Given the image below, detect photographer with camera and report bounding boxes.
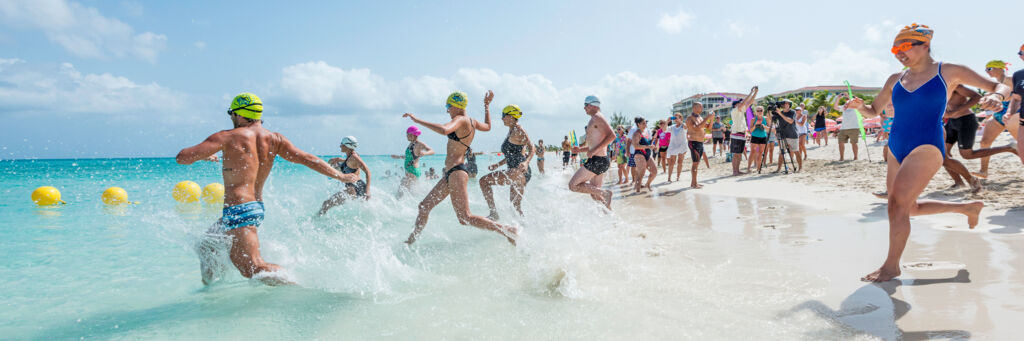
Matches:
[772,100,802,173]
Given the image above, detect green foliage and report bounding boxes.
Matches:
[610,111,631,130]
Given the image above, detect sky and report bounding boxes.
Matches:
[2,0,1022,159]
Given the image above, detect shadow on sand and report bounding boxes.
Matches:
[779,270,971,340]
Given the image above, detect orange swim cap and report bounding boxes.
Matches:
[894,23,933,44]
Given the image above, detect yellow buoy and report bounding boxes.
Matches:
[102,187,130,205]
[201,183,225,205]
[172,181,202,203]
[32,186,66,206]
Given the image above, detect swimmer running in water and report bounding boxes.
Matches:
[177,93,358,285]
[568,95,615,209]
[390,126,434,198]
[319,136,372,215]
[536,139,546,174]
[1012,45,1024,165]
[480,104,534,219]
[847,24,1003,282]
[402,90,518,245]
[978,59,1022,174]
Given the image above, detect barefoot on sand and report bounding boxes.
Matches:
[861,266,901,282]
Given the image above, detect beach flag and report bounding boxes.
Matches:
[844,81,866,138]
[569,130,579,147]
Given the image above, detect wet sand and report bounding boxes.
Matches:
[605,132,1024,340]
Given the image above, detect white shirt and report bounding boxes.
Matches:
[627,127,638,153]
[730,108,748,137]
[668,125,687,148]
[841,108,860,130]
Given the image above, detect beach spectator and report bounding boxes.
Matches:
[795,107,809,161]
[730,86,759,175]
[686,102,717,188]
[665,114,688,182]
[834,94,861,161]
[773,100,802,172]
[613,126,631,184]
[813,106,828,146]
[747,105,770,172]
[631,117,658,192]
[657,119,671,173]
[711,116,725,157]
[562,136,571,168]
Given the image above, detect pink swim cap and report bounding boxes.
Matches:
[406,126,422,136]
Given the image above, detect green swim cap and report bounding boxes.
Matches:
[229,92,263,120]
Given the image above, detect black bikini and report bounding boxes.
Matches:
[445,130,475,182]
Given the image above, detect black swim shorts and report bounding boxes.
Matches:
[583,156,610,175]
[729,138,746,154]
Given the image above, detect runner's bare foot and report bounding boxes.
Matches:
[872,191,888,199]
[971,171,988,179]
[968,177,983,194]
[601,189,613,209]
[487,212,500,221]
[691,184,703,189]
[502,225,520,246]
[948,183,964,190]
[861,266,901,282]
[964,201,983,229]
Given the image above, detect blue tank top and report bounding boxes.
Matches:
[888,62,947,163]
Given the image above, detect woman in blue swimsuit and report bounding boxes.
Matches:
[848,24,1010,282]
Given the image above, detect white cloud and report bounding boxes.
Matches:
[0,60,187,115]
[120,0,142,17]
[657,10,695,34]
[194,41,206,50]
[0,0,167,62]
[863,20,898,43]
[727,20,758,38]
[719,43,897,93]
[276,44,898,119]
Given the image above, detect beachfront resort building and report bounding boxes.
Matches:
[671,92,748,119]
[768,85,881,99]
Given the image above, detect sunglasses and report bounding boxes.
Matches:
[1018,51,1024,56]
[891,41,925,55]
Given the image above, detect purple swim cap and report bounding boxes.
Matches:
[406,126,422,136]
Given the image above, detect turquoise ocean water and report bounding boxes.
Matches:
[0,155,864,340]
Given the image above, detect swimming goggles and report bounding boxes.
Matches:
[891,41,924,54]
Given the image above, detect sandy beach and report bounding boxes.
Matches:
[605,131,1024,339]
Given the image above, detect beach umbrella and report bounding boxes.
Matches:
[825,119,838,132]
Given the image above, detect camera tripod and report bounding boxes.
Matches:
[756,116,798,174]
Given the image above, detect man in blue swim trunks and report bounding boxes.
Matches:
[177,93,359,285]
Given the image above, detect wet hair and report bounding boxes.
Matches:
[634,116,645,125]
